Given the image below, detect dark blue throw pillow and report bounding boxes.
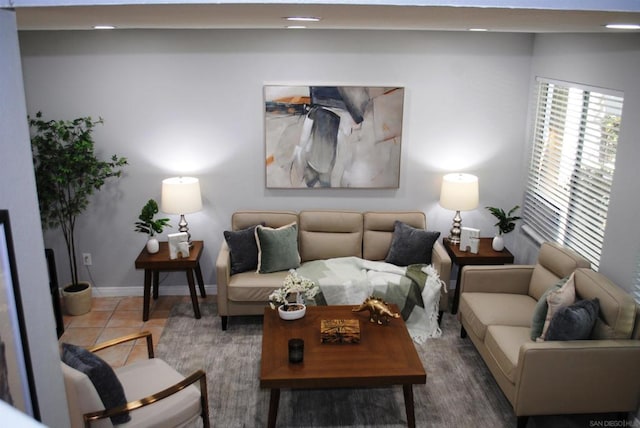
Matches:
[61,343,130,424]
[385,220,441,266]
[545,298,600,341]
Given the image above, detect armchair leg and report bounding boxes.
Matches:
[460,325,467,338]
[221,316,228,331]
[516,416,529,428]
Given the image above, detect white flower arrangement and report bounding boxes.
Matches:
[268,269,319,309]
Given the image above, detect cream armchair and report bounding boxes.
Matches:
[60,331,210,428]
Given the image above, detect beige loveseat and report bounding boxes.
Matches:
[216,210,451,330]
[458,242,640,426]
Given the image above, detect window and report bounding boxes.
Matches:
[522,78,624,269]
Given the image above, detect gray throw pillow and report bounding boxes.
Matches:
[545,298,600,341]
[385,221,440,266]
[224,224,263,275]
[530,276,569,340]
[255,222,300,273]
[61,343,130,424]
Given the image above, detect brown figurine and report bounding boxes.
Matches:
[352,296,400,325]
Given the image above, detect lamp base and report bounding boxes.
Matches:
[178,214,194,248]
[447,210,462,244]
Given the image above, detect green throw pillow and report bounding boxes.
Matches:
[530,276,569,341]
[255,222,300,273]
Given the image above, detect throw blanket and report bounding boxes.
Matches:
[296,257,446,343]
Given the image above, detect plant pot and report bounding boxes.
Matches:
[146,237,159,254]
[62,281,92,316]
[492,234,505,252]
[278,304,306,321]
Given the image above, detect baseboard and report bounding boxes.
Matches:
[61,284,218,298]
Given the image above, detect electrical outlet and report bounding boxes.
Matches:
[82,253,92,266]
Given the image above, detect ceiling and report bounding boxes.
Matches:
[14,3,640,33]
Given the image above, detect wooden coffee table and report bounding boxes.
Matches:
[260,305,426,427]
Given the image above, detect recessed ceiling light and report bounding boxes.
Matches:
[468,28,488,32]
[286,26,307,29]
[605,23,640,30]
[93,25,115,30]
[284,16,321,22]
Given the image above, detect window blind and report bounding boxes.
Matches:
[523,79,624,269]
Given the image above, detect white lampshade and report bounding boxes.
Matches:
[439,173,479,211]
[161,177,202,215]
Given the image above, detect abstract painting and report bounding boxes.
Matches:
[265,85,404,188]
[0,210,38,418]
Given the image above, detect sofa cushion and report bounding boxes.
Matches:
[61,343,130,424]
[530,276,568,340]
[574,268,638,340]
[255,222,300,273]
[546,298,600,341]
[299,211,363,262]
[362,211,426,261]
[385,220,440,266]
[228,270,290,302]
[538,272,576,341]
[459,293,537,341]
[224,224,262,275]
[485,325,531,384]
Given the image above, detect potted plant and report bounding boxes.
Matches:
[30,112,127,315]
[134,199,171,254]
[269,270,319,320]
[486,205,521,251]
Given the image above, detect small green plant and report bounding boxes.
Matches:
[486,205,521,235]
[134,199,171,237]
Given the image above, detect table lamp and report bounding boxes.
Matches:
[161,176,202,247]
[439,173,479,244]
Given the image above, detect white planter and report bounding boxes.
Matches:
[62,281,92,316]
[146,237,159,254]
[278,304,306,320]
[492,234,505,251]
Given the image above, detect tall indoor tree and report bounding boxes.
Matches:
[30,112,128,288]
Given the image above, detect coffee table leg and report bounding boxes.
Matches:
[186,268,201,319]
[403,385,416,428]
[267,388,280,428]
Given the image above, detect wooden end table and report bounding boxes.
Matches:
[134,240,206,321]
[260,305,426,428]
[443,237,514,314]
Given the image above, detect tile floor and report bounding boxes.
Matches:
[59,295,200,367]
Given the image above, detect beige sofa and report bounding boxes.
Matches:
[458,242,640,426]
[216,210,451,330]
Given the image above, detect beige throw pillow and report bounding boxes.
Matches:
[537,272,576,341]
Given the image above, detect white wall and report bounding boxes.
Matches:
[518,33,640,291]
[0,10,70,428]
[18,29,533,290]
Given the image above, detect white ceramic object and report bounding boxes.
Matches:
[492,234,505,251]
[146,237,160,254]
[62,281,92,315]
[278,304,306,320]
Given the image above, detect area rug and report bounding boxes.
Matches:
[157,301,631,428]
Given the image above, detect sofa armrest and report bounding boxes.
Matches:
[514,340,640,416]
[432,242,451,312]
[460,265,534,295]
[432,241,451,286]
[215,241,231,316]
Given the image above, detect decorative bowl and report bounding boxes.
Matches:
[278,303,306,320]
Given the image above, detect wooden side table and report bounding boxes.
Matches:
[134,240,206,321]
[442,237,514,314]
